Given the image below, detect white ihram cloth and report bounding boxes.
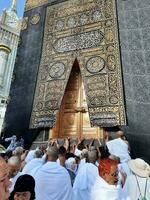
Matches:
[22,158,44,175]
[73,163,98,200]
[74,148,82,157]
[123,175,150,200]
[25,150,36,163]
[78,158,86,172]
[9,172,24,192]
[35,161,73,200]
[106,138,131,163]
[118,162,132,176]
[91,176,130,200]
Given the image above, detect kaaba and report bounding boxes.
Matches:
[4,0,150,163]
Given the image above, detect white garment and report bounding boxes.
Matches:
[91,176,130,200]
[73,163,98,200]
[25,150,35,163]
[74,148,82,157]
[5,136,16,151]
[9,172,23,193]
[35,161,73,200]
[118,163,132,176]
[123,175,150,200]
[78,158,86,172]
[22,158,44,175]
[106,138,131,163]
[65,157,77,174]
[117,163,132,187]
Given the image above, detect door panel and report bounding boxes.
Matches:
[50,60,103,138]
[81,83,100,138]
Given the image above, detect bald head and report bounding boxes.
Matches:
[34,150,43,158]
[14,147,23,154]
[8,156,20,165]
[87,150,98,164]
[80,149,88,159]
[47,146,59,161]
[8,156,21,178]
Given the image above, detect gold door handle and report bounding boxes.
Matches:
[75,107,87,113]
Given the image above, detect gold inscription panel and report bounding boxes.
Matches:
[30,0,126,128]
[25,0,49,11]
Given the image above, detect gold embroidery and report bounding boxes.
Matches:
[31,14,41,25]
[21,17,28,30]
[25,0,48,11]
[30,0,126,128]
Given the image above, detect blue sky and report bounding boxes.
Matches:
[0,0,26,17]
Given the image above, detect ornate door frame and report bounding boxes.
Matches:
[30,0,126,129]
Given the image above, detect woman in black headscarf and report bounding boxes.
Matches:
[9,174,35,200]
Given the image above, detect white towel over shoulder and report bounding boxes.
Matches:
[91,176,130,200]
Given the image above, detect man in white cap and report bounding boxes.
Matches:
[123,158,150,200]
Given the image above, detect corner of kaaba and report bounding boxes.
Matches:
[3,0,150,163]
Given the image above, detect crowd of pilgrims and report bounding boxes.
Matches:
[0,130,150,200]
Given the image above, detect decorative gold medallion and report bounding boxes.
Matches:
[31,14,41,25]
[86,56,105,73]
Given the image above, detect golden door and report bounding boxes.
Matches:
[50,60,103,139]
